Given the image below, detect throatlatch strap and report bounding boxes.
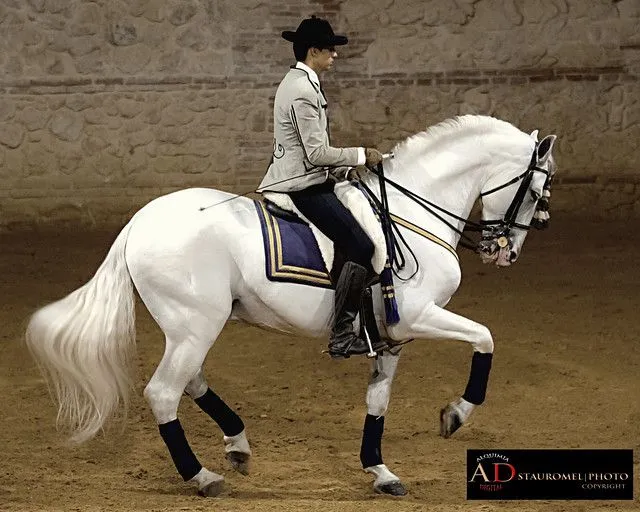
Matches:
[158,419,202,481]
[360,414,385,468]
[194,388,245,437]
[462,352,493,405]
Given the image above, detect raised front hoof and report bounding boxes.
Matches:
[374,481,407,496]
[226,451,250,475]
[197,478,224,498]
[439,404,463,438]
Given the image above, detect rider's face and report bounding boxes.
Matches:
[313,47,337,72]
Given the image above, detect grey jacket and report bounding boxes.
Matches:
[257,66,361,193]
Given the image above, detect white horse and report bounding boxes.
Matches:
[26,115,557,497]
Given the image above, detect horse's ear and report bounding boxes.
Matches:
[536,134,556,164]
[530,129,539,141]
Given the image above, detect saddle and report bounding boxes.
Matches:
[256,194,387,351]
[263,198,378,285]
[263,182,388,276]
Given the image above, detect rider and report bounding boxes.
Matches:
[257,15,384,358]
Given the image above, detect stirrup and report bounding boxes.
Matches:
[324,335,386,360]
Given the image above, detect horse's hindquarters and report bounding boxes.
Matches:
[124,187,333,338]
[125,189,244,325]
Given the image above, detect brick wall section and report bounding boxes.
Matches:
[0,0,639,229]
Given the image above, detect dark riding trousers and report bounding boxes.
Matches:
[289,181,374,269]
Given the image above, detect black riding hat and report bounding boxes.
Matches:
[281,15,348,48]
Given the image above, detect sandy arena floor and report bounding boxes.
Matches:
[1,219,638,511]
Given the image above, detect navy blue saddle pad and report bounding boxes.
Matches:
[254,201,333,288]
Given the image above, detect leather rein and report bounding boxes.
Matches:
[357,146,551,277]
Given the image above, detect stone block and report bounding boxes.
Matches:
[18,106,48,132]
[27,0,46,13]
[0,123,25,148]
[113,44,152,74]
[58,146,83,174]
[26,146,57,176]
[0,99,16,122]
[168,0,198,26]
[159,104,195,127]
[116,98,144,119]
[109,21,139,47]
[176,26,208,51]
[141,0,165,22]
[49,110,84,142]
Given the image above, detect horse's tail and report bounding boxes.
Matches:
[26,222,136,444]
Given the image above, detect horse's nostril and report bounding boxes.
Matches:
[509,251,518,262]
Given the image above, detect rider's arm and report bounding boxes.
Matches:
[289,94,365,169]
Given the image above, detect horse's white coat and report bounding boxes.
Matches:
[25,115,556,493]
[366,351,400,417]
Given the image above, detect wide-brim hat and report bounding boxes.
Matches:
[282,15,348,47]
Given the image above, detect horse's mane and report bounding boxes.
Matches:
[391,115,525,164]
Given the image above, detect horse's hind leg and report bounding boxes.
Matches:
[185,369,252,475]
[143,307,231,497]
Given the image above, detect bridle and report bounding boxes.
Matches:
[479,147,551,234]
[358,145,553,277]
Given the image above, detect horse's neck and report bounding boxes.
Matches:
[363,150,485,248]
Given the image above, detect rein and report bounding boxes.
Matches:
[359,147,550,277]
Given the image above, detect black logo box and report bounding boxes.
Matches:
[467,449,633,500]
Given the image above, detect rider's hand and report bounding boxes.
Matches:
[347,167,365,181]
[365,148,383,167]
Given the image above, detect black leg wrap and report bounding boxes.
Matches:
[158,419,202,481]
[194,388,245,437]
[360,414,385,468]
[462,352,493,405]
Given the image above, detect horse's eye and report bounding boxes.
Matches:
[530,190,541,202]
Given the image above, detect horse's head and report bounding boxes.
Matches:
[478,131,557,267]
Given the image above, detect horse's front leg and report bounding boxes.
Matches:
[361,350,408,496]
[396,302,494,438]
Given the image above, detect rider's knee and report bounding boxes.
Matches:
[362,236,375,261]
[348,239,375,268]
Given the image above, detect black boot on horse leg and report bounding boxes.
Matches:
[328,261,371,358]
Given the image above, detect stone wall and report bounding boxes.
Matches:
[0,0,639,229]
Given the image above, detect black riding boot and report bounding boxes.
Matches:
[328,261,371,358]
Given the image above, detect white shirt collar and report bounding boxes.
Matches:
[295,61,320,88]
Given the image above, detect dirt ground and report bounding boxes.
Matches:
[1,218,638,512]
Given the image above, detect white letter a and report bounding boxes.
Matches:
[469,463,490,482]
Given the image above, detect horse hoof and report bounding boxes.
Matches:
[375,481,407,496]
[226,451,250,475]
[440,404,462,438]
[197,477,224,497]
